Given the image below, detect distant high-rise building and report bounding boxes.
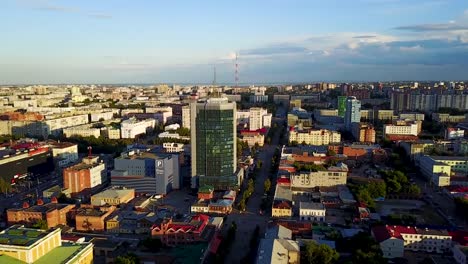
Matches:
[182,105,191,129]
[344,96,361,131]
[337,96,347,118]
[190,97,237,190]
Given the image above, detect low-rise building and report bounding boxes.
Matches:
[240,131,265,147]
[75,205,115,232]
[90,187,135,206]
[299,202,326,222]
[0,225,93,264]
[162,142,184,152]
[7,200,75,228]
[290,163,348,188]
[446,128,465,140]
[151,214,210,246]
[372,225,452,258]
[256,225,300,264]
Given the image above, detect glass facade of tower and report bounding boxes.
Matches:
[337,96,347,118]
[344,96,361,131]
[196,108,236,190]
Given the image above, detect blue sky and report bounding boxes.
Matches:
[1,0,468,84]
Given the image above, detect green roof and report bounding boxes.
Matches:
[198,185,214,193]
[0,254,26,264]
[35,243,87,264]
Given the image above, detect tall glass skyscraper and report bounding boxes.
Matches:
[344,96,361,131]
[190,97,237,190]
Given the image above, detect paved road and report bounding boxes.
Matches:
[224,107,285,264]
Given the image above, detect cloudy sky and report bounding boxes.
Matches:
[1,0,468,84]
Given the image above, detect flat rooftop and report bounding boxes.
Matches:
[0,226,50,247]
[35,242,91,264]
[92,188,134,199]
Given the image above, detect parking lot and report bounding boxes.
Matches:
[376,199,447,225]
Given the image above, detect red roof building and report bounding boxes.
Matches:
[151,214,210,246]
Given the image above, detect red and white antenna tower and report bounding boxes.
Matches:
[235,52,239,89]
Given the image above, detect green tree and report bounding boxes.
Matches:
[264,179,271,194]
[304,241,339,264]
[32,219,48,230]
[115,253,140,264]
[0,178,12,195]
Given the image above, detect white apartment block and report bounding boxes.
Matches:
[50,142,79,167]
[44,114,89,135]
[90,111,114,122]
[63,125,101,138]
[289,129,341,145]
[121,118,156,138]
[290,163,348,188]
[384,121,419,136]
[299,202,326,222]
[249,108,264,130]
[13,100,37,108]
[372,225,452,259]
[182,105,191,129]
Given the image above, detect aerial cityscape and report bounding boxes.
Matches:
[1,1,468,264]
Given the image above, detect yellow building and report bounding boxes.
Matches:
[0,225,93,264]
[90,187,135,206]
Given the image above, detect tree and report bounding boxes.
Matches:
[115,253,140,264]
[141,238,163,251]
[304,241,339,264]
[264,179,271,194]
[0,178,12,195]
[32,219,48,230]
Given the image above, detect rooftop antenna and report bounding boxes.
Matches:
[212,65,221,98]
[235,52,239,90]
[87,146,92,158]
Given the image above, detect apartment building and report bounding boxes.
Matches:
[384,120,421,137]
[289,129,341,145]
[120,118,156,138]
[432,113,467,123]
[49,141,79,167]
[63,156,106,196]
[419,155,468,186]
[290,163,348,188]
[372,225,452,258]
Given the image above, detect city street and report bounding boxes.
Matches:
[224,106,286,264]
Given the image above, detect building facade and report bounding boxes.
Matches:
[190,97,237,190]
[344,96,361,131]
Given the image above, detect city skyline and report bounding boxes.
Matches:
[1,0,468,84]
